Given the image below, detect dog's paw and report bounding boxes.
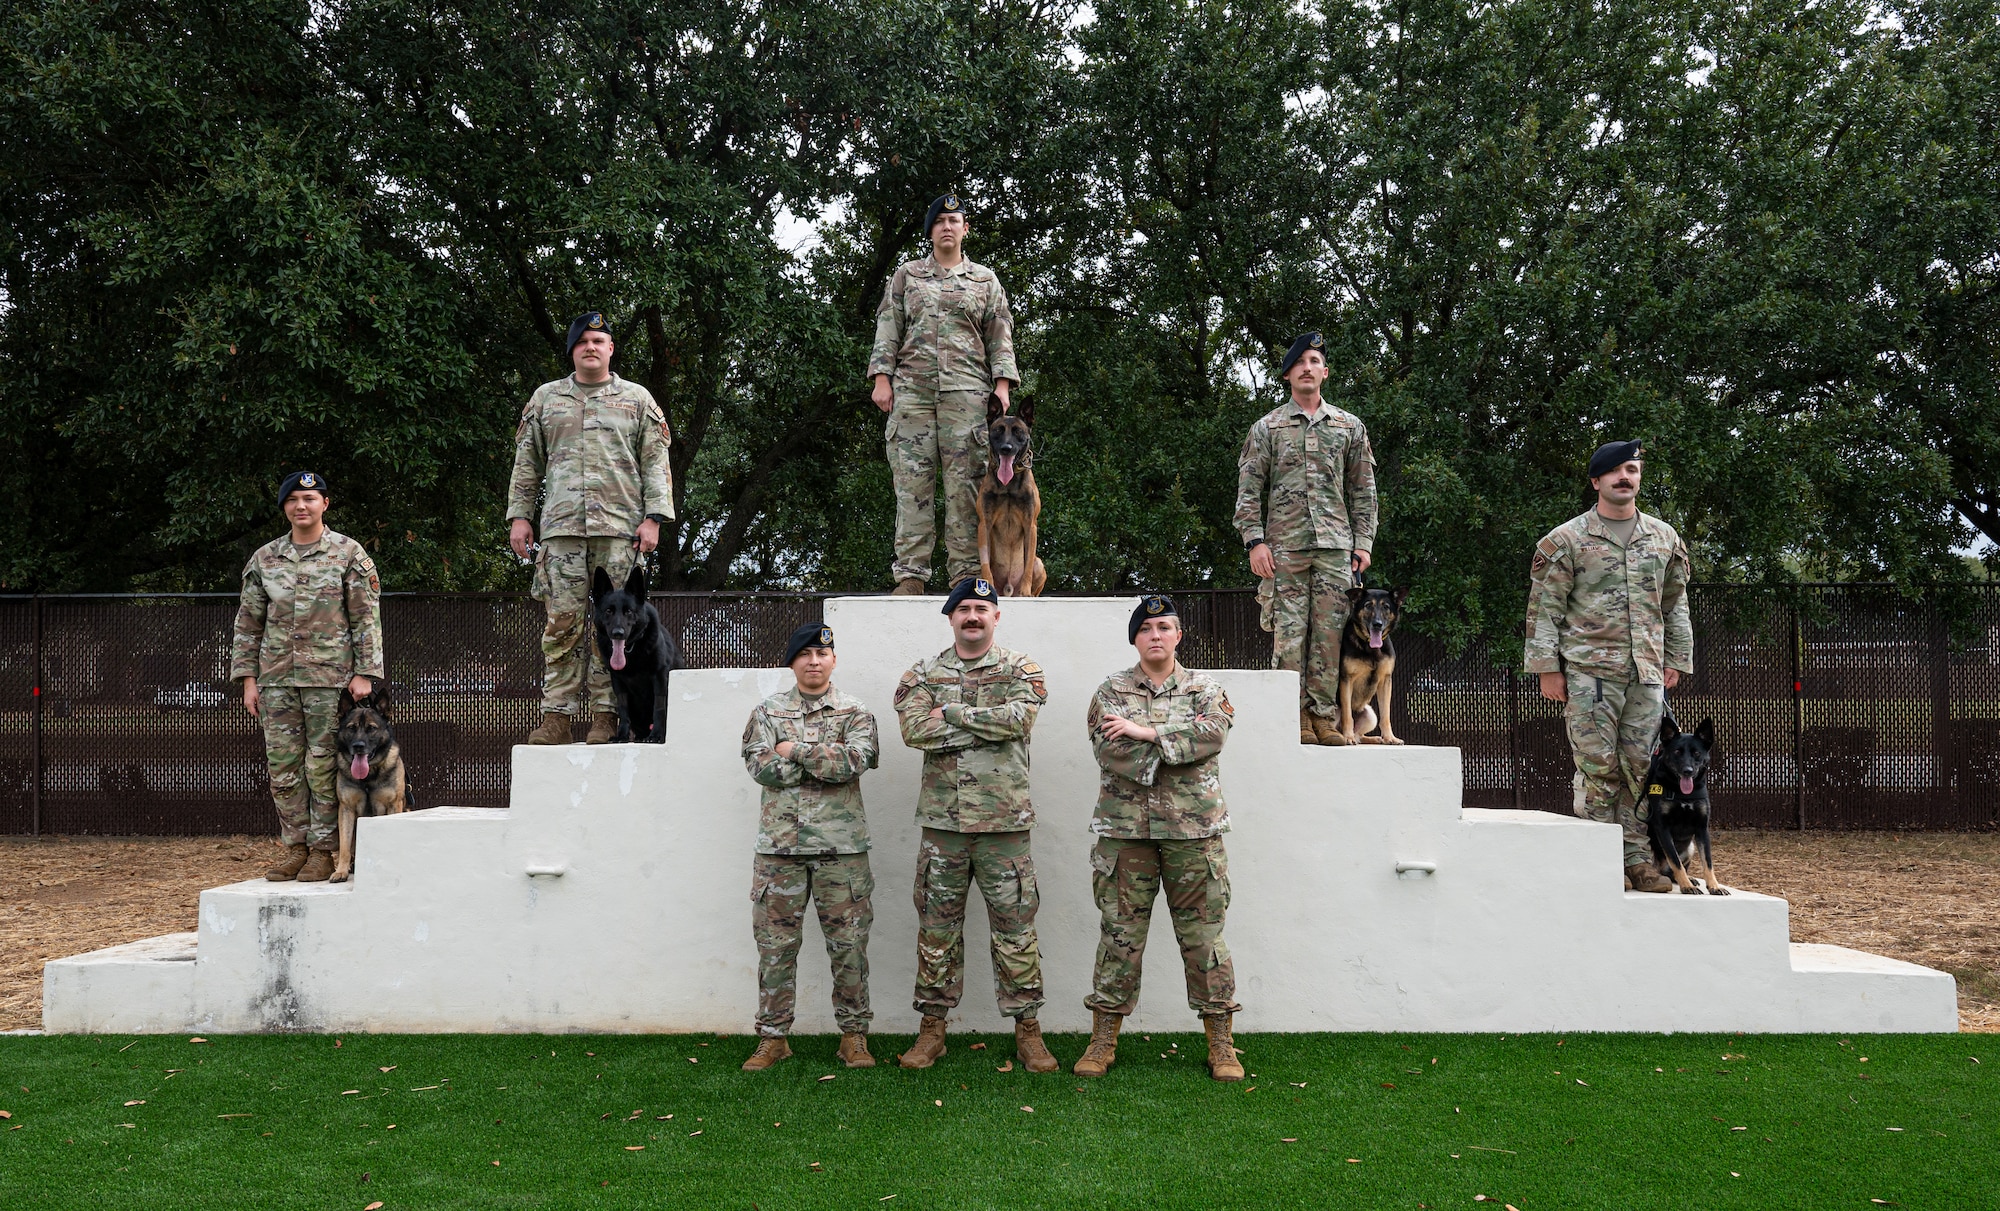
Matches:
[330,868,351,884]
[1706,883,1731,896]
[1383,735,1405,746]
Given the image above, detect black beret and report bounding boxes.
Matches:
[784,621,834,668]
[1588,440,1645,479]
[1129,594,1179,644]
[566,311,612,355]
[1280,331,1327,377]
[924,193,965,236]
[942,576,998,615]
[277,471,327,505]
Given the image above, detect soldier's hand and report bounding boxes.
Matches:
[348,675,372,699]
[635,518,660,554]
[1352,550,1372,575]
[509,518,534,559]
[1539,671,1568,703]
[994,379,1011,412]
[1664,668,1682,689]
[774,740,796,759]
[1098,714,1157,743]
[929,707,946,721]
[871,374,894,412]
[242,677,260,718]
[1248,543,1275,580]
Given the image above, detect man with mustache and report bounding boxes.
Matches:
[892,577,1057,1073]
[506,311,674,745]
[1524,441,1694,893]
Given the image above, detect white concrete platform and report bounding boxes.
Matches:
[42,596,1957,1034]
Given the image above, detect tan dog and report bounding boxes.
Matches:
[1337,586,1407,745]
[977,393,1047,596]
[331,688,410,882]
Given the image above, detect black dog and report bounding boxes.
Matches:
[1335,586,1407,745]
[590,565,680,743]
[1643,714,1728,895]
[332,687,409,884]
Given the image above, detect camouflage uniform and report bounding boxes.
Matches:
[868,256,1019,586]
[1084,665,1240,1017]
[1234,400,1379,718]
[506,373,674,716]
[1524,510,1694,866]
[894,644,1047,1018]
[742,686,881,1037]
[230,531,384,848]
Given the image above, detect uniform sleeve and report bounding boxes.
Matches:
[896,668,976,751]
[983,277,1019,385]
[640,397,675,521]
[1523,534,1572,674]
[1234,419,1270,547]
[1154,681,1233,767]
[942,664,1044,741]
[742,707,805,788]
[792,708,880,785]
[1088,684,1160,787]
[505,391,547,523]
[229,556,268,684]
[1346,421,1379,555]
[1663,536,1694,674]
[345,549,385,679]
[866,267,906,380]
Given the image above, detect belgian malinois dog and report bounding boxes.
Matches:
[1337,586,1407,745]
[590,564,680,743]
[1644,714,1728,894]
[977,393,1047,596]
[332,687,409,883]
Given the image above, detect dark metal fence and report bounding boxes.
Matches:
[2,586,1995,835]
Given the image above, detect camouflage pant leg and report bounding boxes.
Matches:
[935,389,990,588]
[259,686,341,848]
[1564,671,1664,867]
[913,828,1044,1019]
[1085,837,1239,1017]
[1271,548,1352,717]
[887,385,941,584]
[752,852,875,1037]
[533,535,637,715]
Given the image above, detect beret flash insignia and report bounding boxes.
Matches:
[587,315,605,329]
[943,195,960,211]
[974,578,993,597]
[300,474,317,488]
[1146,596,1165,615]
[820,627,834,646]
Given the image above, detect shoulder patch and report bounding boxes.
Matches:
[1019,660,1043,678]
[1220,691,1235,718]
[893,668,920,707]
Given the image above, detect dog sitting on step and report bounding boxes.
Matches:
[332,687,409,883]
[590,565,680,743]
[976,393,1046,596]
[1643,714,1729,895]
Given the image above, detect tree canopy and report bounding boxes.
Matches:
[4,0,1996,649]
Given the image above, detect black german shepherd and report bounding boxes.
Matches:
[1336,586,1407,745]
[590,565,680,743]
[1644,714,1728,895]
[332,687,409,884]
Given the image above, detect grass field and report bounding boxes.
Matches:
[1,1030,1993,1209]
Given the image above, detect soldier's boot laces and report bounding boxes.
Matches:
[526,711,574,745]
[296,846,336,884]
[1311,713,1350,746]
[264,843,309,882]
[838,1033,876,1069]
[1626,863,1673,894]
[1014,1018,1059,1074]
[741,1037,792,1071]
[892,577,928,597]
[1298,709,1320,745]
[585,711,620,745]
[1072,1010,1122,1078]
[898,1015,948,1069]
[1204,1014,1245,1082]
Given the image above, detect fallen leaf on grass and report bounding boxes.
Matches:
[625,1146,644,1151]
[217,1114,252,1120]
[1290,1082,1306,1088]
[1020,1106,1034,1113]
[491,1160,500,1166]
[934,1100,942,1107]
[117,1123,136,1129]
[1575,1080,1588,1087]
[686,1058,698,1065]
[1345,1158,1361,1164]
[379,1066,396,1073]
[656,1115,673,1120]
[689,1130,703,1137]
[409,1086,439,1092]
[969,1043,987,1051]
[0,1111,10,1119]
[124,1100,145,1107]
[188,1038,207,1044]
[342,1090,361,1096]
[1279,1138,1297,1143]
[1731,1127,1747,1132]
[366,1203,384,1210]
[386,1125,395,1130]
[1244,1086,1256,1092]
[818,1075,836,1083]
[997,1061,1014,1073]
[1380,1082,1396,1089]
[880,1198,897,1202]
[1886,1127,1904,1132]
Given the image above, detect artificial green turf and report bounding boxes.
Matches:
[0,1031,1992,1209]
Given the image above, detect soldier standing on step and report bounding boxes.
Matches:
[868,192,1020,595]
[231,471,382,884]
[1523,440,1694,893]
[507,311,674,745]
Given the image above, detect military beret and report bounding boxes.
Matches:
[942,576,998,615]
[565,311,612,355]
[277,471,327,505]
[1280,331,1327,377]
[1129,594,1179,644]
[924,193,965,236]
[1588,439,1645,479]
[784,621,835,668]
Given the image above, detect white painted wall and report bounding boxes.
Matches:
[44,596,1955,1034]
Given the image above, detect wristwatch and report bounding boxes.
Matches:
[644,513,671,527]
[1244,538,1267,552]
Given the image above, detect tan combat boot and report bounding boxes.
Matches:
[898,1014,948,1069]
[585,711,620,744]
[1626,863,1673,894]
[838,1033,876,1069]
[297,847,335,883]
[264,843,309,882]
[1311,714,1350,746]
[1203,1014,1245,1082]
[1299,709,1320,745]
[892,577,928,596]
[741,1037,791,1071]
[1014,1018,1059,1073]
[526,711,573,745]
[1072,1010,1122,1078]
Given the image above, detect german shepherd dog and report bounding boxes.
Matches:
[1336,586,1407,745]
[977,393,1047,596]
[590,565,680,743]
[1644,714,1728,894]
[332,687,409,883]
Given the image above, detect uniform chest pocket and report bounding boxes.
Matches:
[928,675,963,705]
[907,280,943,319]
[583,402,638,433]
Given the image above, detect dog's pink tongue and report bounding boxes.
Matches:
[1369,633,1384,649]
[1680,774,1695,795]
[610,639,627,671]
[996,454,1016,486]
[350,754,370,781]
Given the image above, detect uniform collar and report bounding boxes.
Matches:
[922,255,972,279]
[286,532,329,558]
[943,644,1002,671]
[784,686,837,712]
[566,372,621,396]
[1282,398,1333,426]
[1126,662,1183,694]
[1583,508,1653,546]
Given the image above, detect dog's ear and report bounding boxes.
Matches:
[337,688,357,718]
[1658,713,1680,741]
[1391,586,1408,607]
[1016,394,1034,428]
[591,566,614,600]
[368,683,392,719]
[1695,717,1715,749]
[1347,585,1367,607]
[624,564,647,601]
[987,392,1005,425]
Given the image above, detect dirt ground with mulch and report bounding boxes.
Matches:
[3,831,1997,1032]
